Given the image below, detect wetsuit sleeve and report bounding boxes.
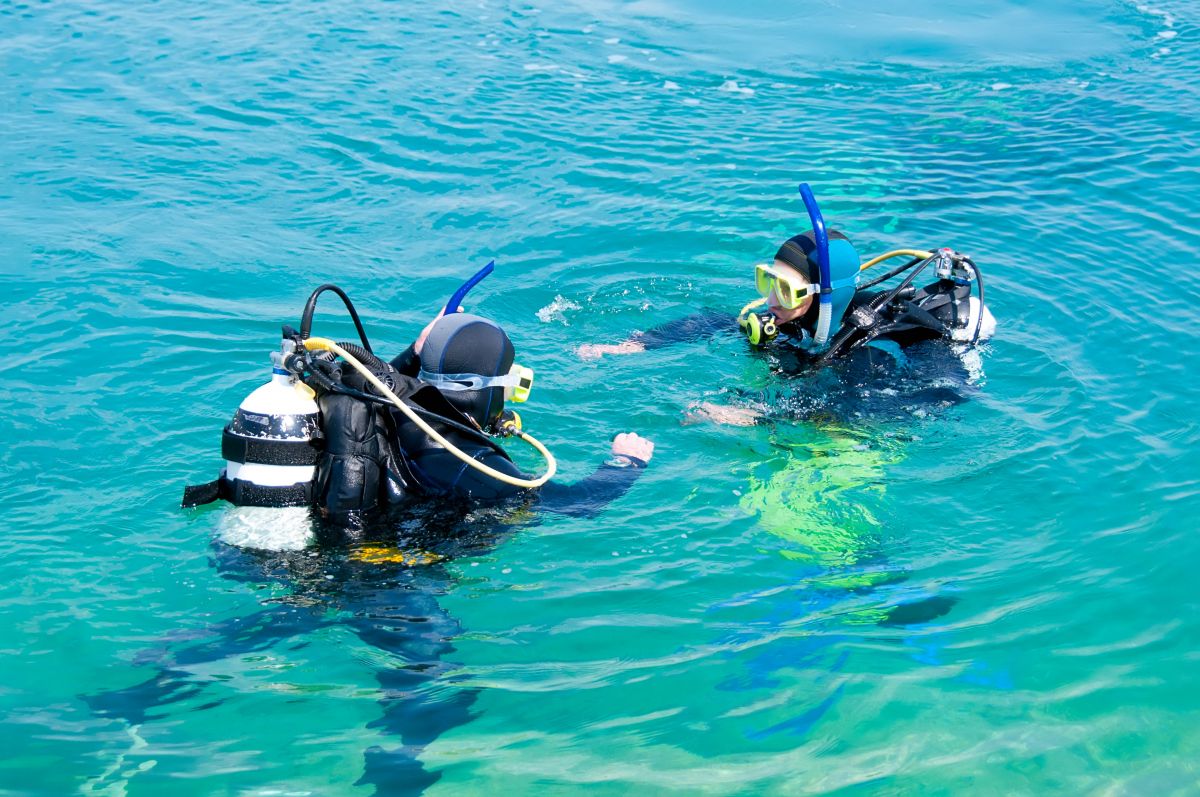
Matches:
[390,344,420,377]
[408,445,645,514]
[403,437,527,503]
[536,457,647,518]
[632,309,737,350]
[444,448,529,502]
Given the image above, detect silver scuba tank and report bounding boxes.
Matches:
[181,336,321,549]
[219,338,321,507]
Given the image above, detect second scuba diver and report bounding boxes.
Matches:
[577,184,996,424]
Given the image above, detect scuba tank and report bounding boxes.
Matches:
[182,336,321,510]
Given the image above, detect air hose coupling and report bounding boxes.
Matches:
[494,409,523,438]
[276,325,312,374]
[933,248,957,280]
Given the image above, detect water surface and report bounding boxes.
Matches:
[2,0,1198,794]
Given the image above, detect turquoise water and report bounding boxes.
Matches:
[3,0,1199,793]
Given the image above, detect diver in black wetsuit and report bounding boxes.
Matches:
[389,311,654,510]
[304,310,654,528]
[157,290,656,795]
[578,188,994,425]
[185,278,655,527]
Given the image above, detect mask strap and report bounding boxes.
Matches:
[418,369,521,392]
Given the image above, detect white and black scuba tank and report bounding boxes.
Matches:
[182,341,321,509]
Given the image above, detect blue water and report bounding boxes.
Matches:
[2,0,1199,794]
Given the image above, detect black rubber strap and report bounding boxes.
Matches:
[222,428,320,466]
[181,476,312,508]
[222,477,312,508]
[182,479,222,508]
[897,301,952,334]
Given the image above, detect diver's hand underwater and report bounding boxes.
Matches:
[577,340,646,360]
[685,402,761,427]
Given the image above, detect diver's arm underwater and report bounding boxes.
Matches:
[577,308,736,360]
[692,337,981,427]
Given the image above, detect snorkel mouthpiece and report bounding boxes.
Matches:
[798,183,834,347]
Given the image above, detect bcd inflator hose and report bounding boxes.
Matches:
[858,249,933,272]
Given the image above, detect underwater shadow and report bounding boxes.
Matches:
[84,499,532,796]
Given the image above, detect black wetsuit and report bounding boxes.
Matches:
[385,344,646,515]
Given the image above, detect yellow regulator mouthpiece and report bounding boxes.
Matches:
[496,409,523,437]
[737,297,778,347]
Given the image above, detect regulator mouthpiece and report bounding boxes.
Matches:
[494,409,523,437]
[737,298,778,347]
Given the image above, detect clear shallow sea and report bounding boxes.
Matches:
[2,0,1199,794]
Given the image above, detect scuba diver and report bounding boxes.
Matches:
[183,274,654,528]
[115,272,654,794]
[576,184,989,636]
[578,184,995,425]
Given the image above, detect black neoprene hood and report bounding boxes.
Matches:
[420,313,515,427]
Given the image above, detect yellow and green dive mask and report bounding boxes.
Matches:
[754,263,819,310]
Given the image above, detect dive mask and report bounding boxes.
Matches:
[754,263,818,310]
[419,363,534,403]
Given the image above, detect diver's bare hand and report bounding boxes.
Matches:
[611,432,654,463]
[685,402,760,427]
[578,341,646,360]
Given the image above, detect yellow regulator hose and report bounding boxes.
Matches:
[859,249,933,271]
[304,337,557,489]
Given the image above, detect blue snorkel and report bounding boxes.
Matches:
[443,259,495,315]
[798,183,835,346]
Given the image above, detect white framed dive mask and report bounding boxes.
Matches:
[418,363,535,403]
